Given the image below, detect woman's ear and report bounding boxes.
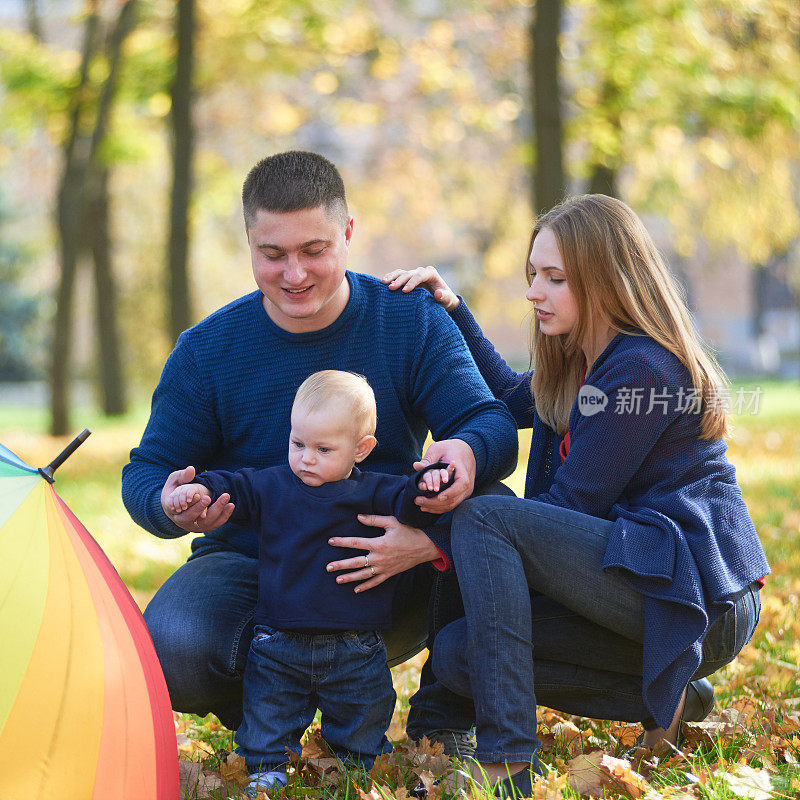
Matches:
[354,435,378,463]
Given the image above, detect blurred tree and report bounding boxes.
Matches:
[531,0,565,214]
[51,0,137,435]
[24,0,43,40]
[166,0,195,342]
[571,0,800,261]
[0,194,42,382]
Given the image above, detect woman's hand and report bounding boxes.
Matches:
[326,515,440,592]
[382,266,460,312]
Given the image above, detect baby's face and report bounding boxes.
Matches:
[288,406,363,486]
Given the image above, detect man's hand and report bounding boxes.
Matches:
[414,439,476,512]
[326,515,440,593]
[160,466,235,533]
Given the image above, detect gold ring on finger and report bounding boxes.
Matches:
[364,555,370,568]
[370,566,375,576]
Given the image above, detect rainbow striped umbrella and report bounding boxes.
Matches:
[0,431,179,799]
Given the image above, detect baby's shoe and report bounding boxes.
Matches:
[246,769,287,797]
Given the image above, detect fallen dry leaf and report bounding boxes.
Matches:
[609,722,642,749]
[569,750,651,798]
[303,727,335,759]
[682,707,747,747]
[715,765,773,800]
[178,760,225,799]
[220,751,251,788]
[530,770,568,800]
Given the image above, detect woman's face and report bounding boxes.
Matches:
[525,227,578,337]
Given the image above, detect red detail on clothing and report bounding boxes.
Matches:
[560,365,588,464]
[432,547,450,572]
[757,577,766,588]
[559,431,571,464]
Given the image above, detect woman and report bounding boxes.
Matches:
[384,195,767,797]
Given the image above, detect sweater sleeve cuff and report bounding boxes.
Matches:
[431,546,450,572]
[453,432,488,484]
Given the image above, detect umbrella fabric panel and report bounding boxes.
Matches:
[55,494,179,799]
[0,474,38,528]
[0,481,105,799]
[0,443,38,473]
[0,478,49,734]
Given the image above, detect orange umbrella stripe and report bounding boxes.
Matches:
[54,492,179,799]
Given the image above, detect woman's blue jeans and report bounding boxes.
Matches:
[434,495,761,764]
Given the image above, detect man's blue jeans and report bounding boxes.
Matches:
[236,626,395,771]
[143,547,471,733]
[433,495,761,765]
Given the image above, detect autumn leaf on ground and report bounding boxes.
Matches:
[416,735,446,757]
[303,727,335,759]
[369,752,402,785]
[569,750,651,798]
[609,721,642,749]
[178,760,225,799]
[220,751,251,788]
[714,765,774,800]
[529,770,568,799]
[682,707,747,747]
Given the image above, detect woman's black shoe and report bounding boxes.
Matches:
[623,678,715,758]
[683,678,715,724]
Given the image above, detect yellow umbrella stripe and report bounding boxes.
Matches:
[54,492,159,799]
[0,476,48,735]
[0,483,105,799]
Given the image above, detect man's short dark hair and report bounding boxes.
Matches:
[242,151,348,229]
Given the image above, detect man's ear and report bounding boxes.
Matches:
[354,434,377,463]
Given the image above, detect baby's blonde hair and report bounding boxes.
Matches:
[293,370,377,439]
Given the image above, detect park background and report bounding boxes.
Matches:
[1,0,799,798]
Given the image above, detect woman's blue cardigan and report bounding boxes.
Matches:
[451,301,769,728]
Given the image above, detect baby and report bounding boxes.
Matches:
[165,370,453,797]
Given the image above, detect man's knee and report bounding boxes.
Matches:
[431,618,471,698]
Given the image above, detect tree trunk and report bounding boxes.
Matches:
[88,166,127,415]
[25,0,43,40]
[167,0,196,342]
[50,5,100,436]
[531,0,565,216]
[49,0,137,435]
[588,163,617,197]
[587,75,619,198]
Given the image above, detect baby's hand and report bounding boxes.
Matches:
[417,462,455,494]
[168,483,208,514]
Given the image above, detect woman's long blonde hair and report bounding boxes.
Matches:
[529,194,729,440]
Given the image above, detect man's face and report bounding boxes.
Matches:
[247,205,353,333]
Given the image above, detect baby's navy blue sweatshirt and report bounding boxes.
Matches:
[196,464,451,630]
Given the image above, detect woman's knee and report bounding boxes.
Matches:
[451,495,513,556]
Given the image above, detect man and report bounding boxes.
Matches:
[122,151,517,754]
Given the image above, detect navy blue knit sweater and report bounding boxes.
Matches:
[121,272,518,559]
[451,300,769,728]
[195,465,451,629]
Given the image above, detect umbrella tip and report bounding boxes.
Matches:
[39,428,92,483]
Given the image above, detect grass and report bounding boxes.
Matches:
[2,380,799,798]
